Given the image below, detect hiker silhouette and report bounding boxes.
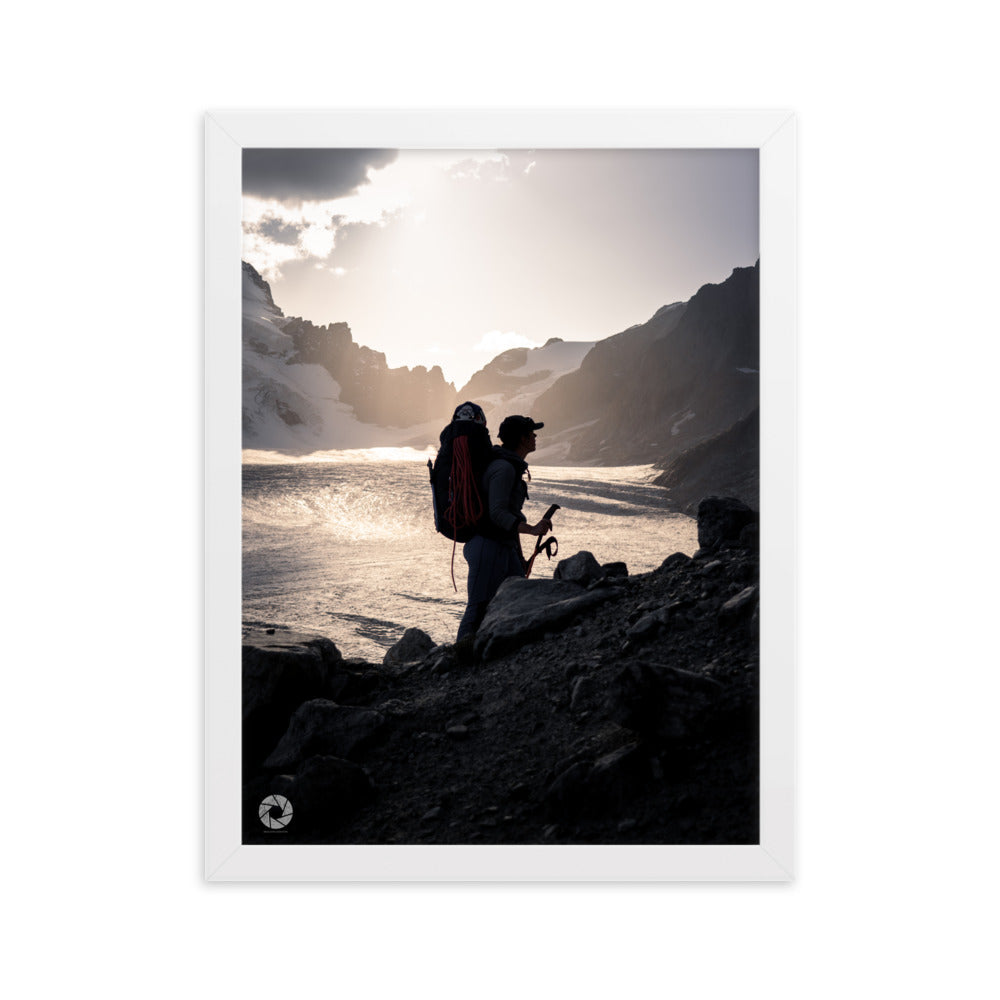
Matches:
[455,414,553,643]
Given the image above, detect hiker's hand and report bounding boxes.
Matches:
[517,519,552,537]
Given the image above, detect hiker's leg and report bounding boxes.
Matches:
[457,535,491,641]
[456,602,484,643]
[457,537,518,642]
[504,545,526,581]
[485,540,526,599]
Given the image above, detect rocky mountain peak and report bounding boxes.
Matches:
[242,260,278,311]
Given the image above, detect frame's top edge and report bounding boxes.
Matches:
[205,107,795,116]
[205,109,795,149]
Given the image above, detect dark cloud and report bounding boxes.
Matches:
[242,148,398,202]
[255,217,304,245]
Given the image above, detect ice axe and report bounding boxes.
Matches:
[525,504,560,578]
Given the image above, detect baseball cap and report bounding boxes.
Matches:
[498,415,544,445]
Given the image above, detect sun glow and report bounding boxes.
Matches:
[242,147,760,389]
[474,330,542,354]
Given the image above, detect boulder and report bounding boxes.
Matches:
[658,552,692,574]
[608,660,723,743]
[544,743,648,819]
[602,562,629,578]
[719,585,759,623]
[263,699,386,770]
[569,674,597,712]
[627,608,668,640]
[696,497,759,553]
[473,577,622,661]
[384,627,436,666]
[426,645,460,675]
[554,550,606,587]
[242,631,351,770]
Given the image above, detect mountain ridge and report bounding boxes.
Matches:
[242,258,759,501]
[534,263,758,466]
[242,261,457,450]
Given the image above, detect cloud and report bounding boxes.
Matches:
[255,216,304,245]
[447,152,511,182]
[242,200,348,279]
[474,330,541,354]
[241,148,529,285]
[241,228,301,280]
[242,148,398,203]
[242,205,335,279]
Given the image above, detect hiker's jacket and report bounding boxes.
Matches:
[482,447,529,541]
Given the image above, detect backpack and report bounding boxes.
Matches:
[428,402,495,543]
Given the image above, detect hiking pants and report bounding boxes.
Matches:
[456,535,525,642]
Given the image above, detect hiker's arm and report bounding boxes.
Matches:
[485,462,526,533]
[517,519,552,537]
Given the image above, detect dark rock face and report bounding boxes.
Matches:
[654,408,759,513]
[242,259,276,308]
[608,661,723,744]
[243,632,347,772]
[696,497,759,554]
[545,743,648,820]
[535,262,758,465]
[241,502,759,846]
[282,314,455,427]
[283,755,374,831]
[263,699,386,770]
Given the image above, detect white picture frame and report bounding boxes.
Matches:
[205,109,796,881]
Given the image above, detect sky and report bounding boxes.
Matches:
[242,147,758,389]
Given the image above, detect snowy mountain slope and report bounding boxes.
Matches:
[242,262,443,452]
[456,337,597,454]
[242,258,757,474]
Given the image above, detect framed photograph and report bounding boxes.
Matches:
[205,109,795,881]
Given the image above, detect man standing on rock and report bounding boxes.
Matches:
[456,415,553,643]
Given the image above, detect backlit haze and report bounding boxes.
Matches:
[243,148,758,389]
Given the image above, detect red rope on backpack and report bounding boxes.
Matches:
[446,435,484,591]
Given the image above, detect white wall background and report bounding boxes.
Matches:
[4,2,996,996]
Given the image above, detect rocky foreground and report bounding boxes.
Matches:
[242,497,760,846]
